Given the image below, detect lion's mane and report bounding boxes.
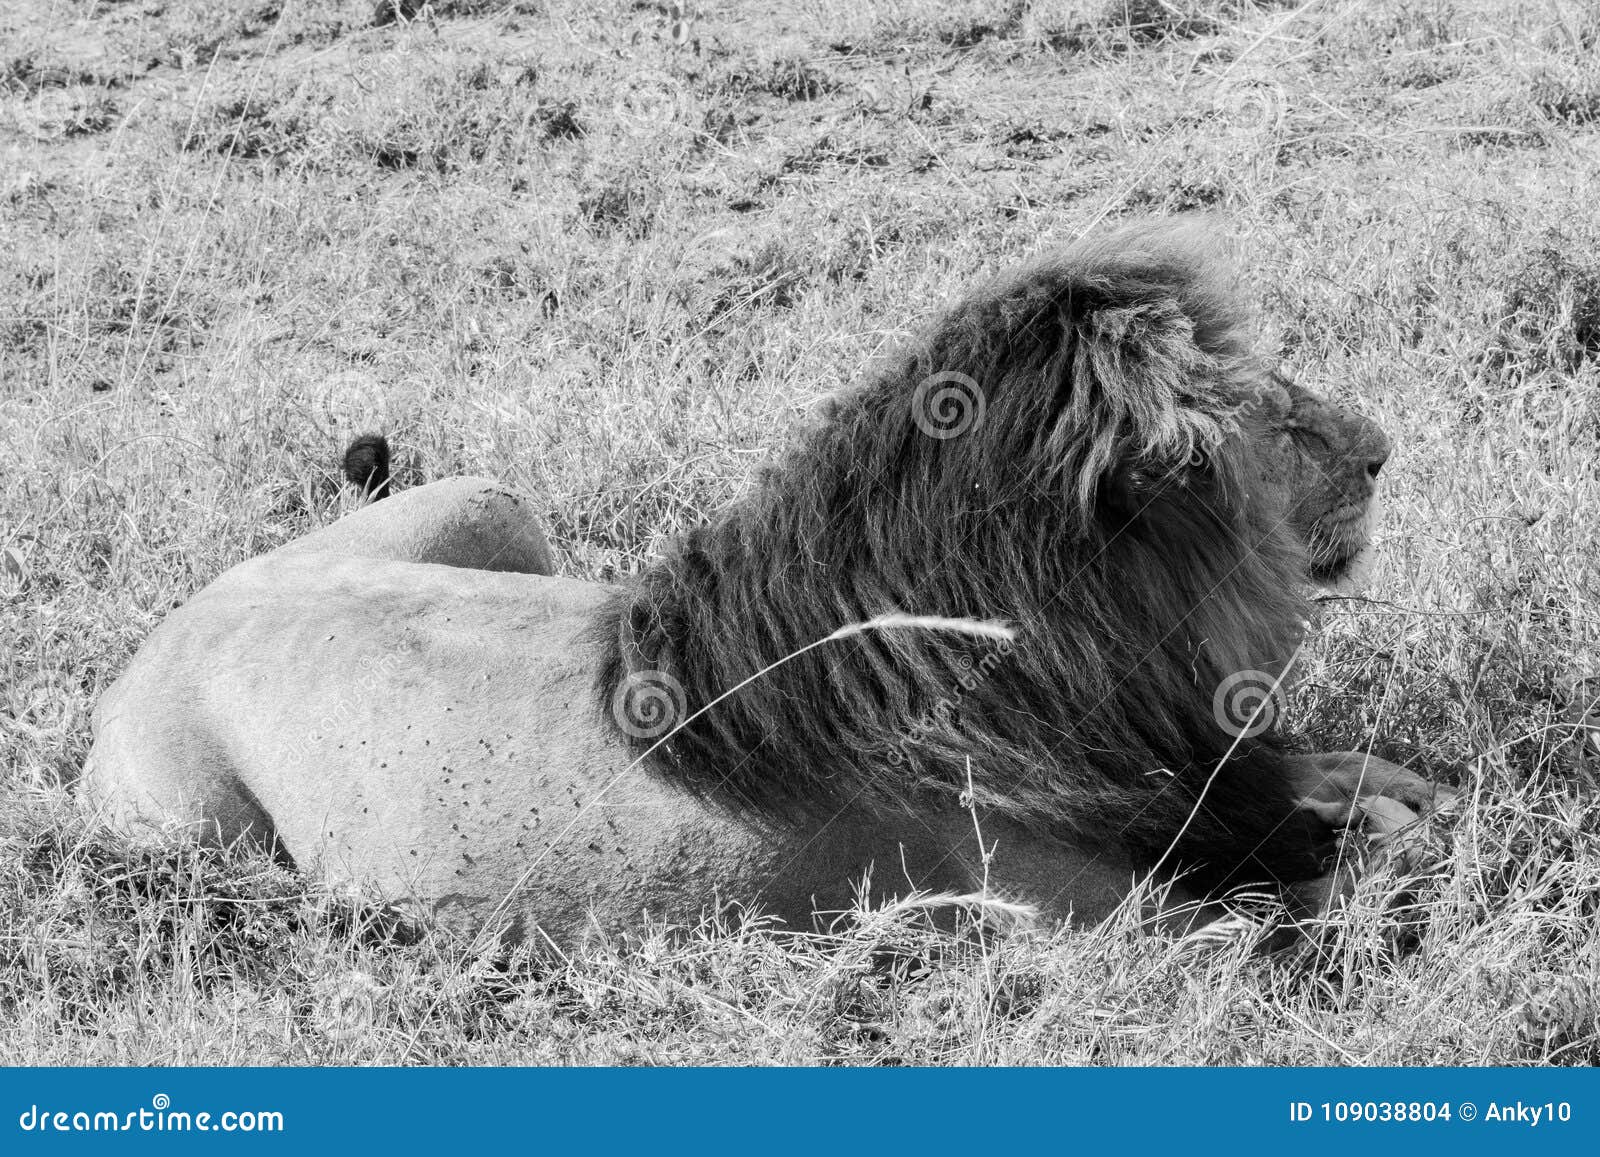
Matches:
[595,221,1331,893]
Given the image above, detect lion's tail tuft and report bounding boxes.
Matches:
[342,433,392,502]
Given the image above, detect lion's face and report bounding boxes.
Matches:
[1239,373,1392,585]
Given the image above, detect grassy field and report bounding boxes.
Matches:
[2,0,1598,1064]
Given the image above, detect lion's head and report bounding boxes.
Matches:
[596,219,1392,893]
[1242,373,1390,586]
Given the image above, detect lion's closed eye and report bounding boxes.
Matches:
[1286,425,1332,454]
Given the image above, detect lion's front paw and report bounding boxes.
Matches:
[1297,790,1415,834]
[1288,751,1455,816]
[1298,790,1424,864]
[1288,789,1431,924]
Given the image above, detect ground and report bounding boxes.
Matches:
[2,0,1598,1064]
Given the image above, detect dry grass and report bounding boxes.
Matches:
[2,0,1598,1064]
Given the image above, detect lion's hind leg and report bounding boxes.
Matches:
[282,476,556,574]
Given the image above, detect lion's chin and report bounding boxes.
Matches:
[1309,544,1373,594]
[1309,518,1377,592]
[1307,498,1379,593]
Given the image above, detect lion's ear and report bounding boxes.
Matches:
[1048,297,1230,515]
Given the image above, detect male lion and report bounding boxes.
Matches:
[83,222,1446,947]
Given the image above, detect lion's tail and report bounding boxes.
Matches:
[342,433,392,502]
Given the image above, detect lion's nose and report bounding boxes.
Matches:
[1360,424,1392,480]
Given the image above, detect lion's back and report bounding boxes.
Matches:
[84,549,621,846]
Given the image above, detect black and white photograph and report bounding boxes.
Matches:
[2,0,1597,1098]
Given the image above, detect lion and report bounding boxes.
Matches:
[82,221,1447,948]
